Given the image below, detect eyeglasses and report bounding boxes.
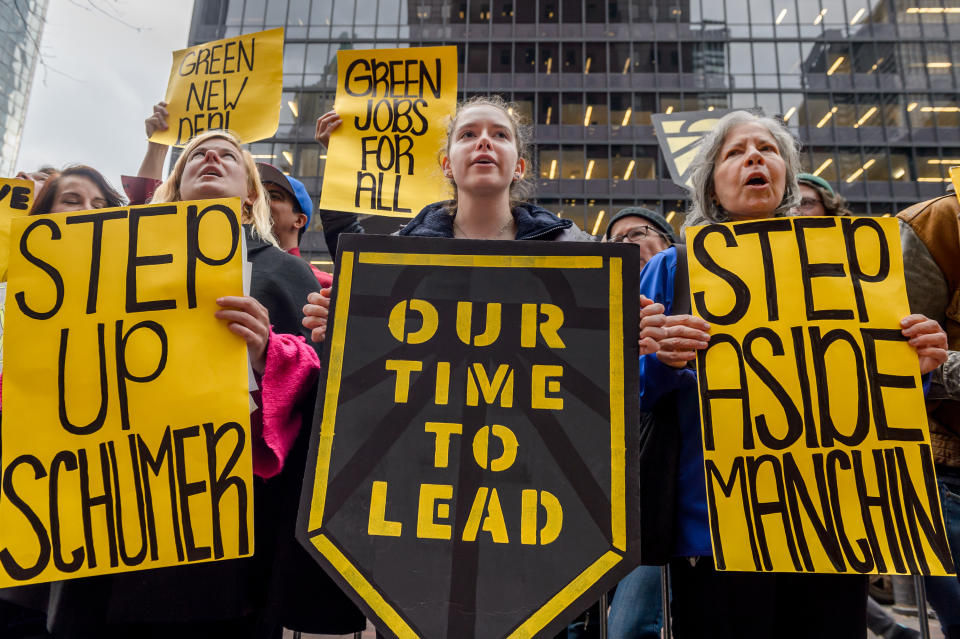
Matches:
[797,197,822,211]
[610,225,669,243]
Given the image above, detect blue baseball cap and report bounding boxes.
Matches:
[257,162,313,227]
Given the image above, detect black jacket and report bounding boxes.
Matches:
[398,200,592,241]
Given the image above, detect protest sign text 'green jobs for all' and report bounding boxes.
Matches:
[319,47,457,218]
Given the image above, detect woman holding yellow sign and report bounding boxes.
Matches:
[636,110,948,638]
[46,129,363,639]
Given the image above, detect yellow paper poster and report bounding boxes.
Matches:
[951,165,960,200]
[687,217,954,575]
[0,178,33,281]
[319,46,458,218]
[151,28,284,146]
[0,199,252,586]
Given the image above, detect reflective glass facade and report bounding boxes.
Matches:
[1,0,49,177]
[187,0,960,258]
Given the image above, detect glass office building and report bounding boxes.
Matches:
[186,0,960,260]
[1,0,49,177]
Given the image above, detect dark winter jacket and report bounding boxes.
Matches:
[398,200,594,241]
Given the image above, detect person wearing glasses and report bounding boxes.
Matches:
[792,173,852,217]
[596,206,676,639]
[604,207,676,268]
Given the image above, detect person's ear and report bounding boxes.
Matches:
[243,188,257,216]
[441,155,453,179]
[513,157,526,181]
[294,213,308,229]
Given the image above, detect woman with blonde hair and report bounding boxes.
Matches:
[47,130,363,639]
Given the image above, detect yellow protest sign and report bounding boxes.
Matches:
[0,178,33,281]
[0,199,252,586]
[951,165,960,200]
[687,217,955,575]
[318,46,458,218]
[151,28,283,146]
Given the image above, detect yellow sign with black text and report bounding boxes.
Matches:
[151,28,283,146]
[318,46,458,218]
[0,178,33,281]
[0,199,252,586]
[687,217,954,575]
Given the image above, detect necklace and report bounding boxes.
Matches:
[453,216,515,240]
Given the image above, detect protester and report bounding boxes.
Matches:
[636,110,948,638]
[791,172,852,217]
[302,95,592,344]
[1,161,127,639]
[605,206,675,268]
[896,190,960,639]
[256,162,332,287]
[601,206,676,639]
[44,129,361,639]
[30,165,125,214]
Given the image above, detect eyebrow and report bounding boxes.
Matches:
[192,144,236,155]
[456,120,511,132]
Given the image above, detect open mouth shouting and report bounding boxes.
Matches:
[471,153,497,166]
[743,171,769,189]
[199,165,224,178]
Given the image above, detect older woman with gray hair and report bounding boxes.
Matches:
[635,110,947,638]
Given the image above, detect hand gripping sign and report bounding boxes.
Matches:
[318,46,457,218]
[687,217,956,576]
[298,234,641,638]
[0,199,252,587]
[151,28,284,146]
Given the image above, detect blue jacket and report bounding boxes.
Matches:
[638,246,713,557]
[398,201,592,241]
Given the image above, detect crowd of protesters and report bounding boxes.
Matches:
[1,92,959,639]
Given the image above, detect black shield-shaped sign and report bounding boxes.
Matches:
[298,234,642,638]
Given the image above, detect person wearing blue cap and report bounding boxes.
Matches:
[257,162,332,287]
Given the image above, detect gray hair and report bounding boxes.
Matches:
[684,110,802,227]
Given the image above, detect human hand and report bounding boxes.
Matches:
[901,314,948,375]
[216,296,271,374]
[640,307,711,368]
[638,295,662,355]
[303,288,332,343]
[315,111,342,148]
[145,101,170,139]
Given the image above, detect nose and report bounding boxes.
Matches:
[473,129,493,149]
[203,148,222,163]
[744,144,764,165]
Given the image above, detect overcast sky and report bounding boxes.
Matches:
[17,0,196,184]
